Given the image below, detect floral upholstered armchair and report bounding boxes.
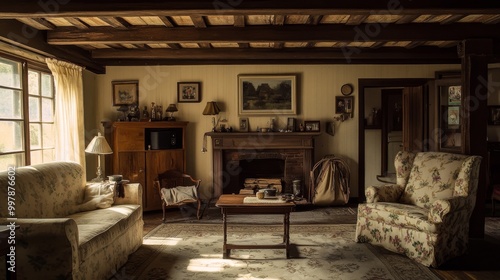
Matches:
[355,151,482,267]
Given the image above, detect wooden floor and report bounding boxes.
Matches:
[141,204,500,280]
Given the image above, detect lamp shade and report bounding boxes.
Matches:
[202,101,220,115]
[85,132,113,155]
[166,104,178,112]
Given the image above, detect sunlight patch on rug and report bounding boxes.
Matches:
[115,224,438,280]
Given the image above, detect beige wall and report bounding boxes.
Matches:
[84,64,464,199]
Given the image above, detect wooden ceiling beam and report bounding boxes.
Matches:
[63,17,89,29]
[18,18,55,30]
[48,23,500,45]
[234,15,245,27]
[2,1,500,18]
[91,47,459,61]
[0,19,105,73]
[190,15,207,28]
[94,57,462,66]
[440,15,465,24]
[100,17,129,29]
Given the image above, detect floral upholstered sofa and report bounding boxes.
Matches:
[0,162,144,280]
[355,151,481,267]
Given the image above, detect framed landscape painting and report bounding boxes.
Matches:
[238,74,297,115]
[112,80,138,106]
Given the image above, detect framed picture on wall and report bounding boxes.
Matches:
[448,86,461,105]
[238,74,297,115]
[178,82,201,103]
[112,80,138,106]
[335,96,354,117]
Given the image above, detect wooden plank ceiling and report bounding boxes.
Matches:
[1,1,500,73]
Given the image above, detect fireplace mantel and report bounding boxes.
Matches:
[206,132,320,201]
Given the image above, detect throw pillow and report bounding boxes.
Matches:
[82,182,116,209]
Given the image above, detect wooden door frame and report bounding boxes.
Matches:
[358,78,429,202]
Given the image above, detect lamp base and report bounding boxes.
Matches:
[90,177,105,182]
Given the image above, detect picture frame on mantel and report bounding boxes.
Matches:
[112,80,138,106]
[304,120,320,132]
[238,74,297,115]
[178,82,201,103]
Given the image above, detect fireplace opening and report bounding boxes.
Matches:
[222,157,286,195]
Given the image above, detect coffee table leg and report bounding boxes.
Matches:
[222,211,229,259]
[284,212,290,258]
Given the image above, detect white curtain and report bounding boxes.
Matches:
[46,58,86,169]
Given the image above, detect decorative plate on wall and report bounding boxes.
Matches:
[341,83,354,96]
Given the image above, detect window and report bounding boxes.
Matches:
[0,55,55,171]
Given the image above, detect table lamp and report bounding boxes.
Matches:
[85,132,113,182]
[166,104,178,121]
[202,101,221,132]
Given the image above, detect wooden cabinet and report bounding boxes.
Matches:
[111,121,188,211]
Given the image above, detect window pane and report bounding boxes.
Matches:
[41,73,53,97]
[28,70,40,96]
[30,123,41,149]
[30,150,43,165]
[41,98,54,122]
[43,149,55,162]
[0,153,25,171]
[0,57,21,89]
[42,123,54,148]
[0,121,24,152]
[0,88,23,119]
[29,96,40,122]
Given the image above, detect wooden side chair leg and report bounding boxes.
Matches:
[162,203,166,223]
[196,199,202,220]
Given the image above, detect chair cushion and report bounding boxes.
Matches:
[400,152,467,209]
[359,202,440,233]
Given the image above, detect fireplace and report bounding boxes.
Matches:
[207,132,319,202]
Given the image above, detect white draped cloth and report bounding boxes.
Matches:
[46,58,86,170]
[160,185,198,206]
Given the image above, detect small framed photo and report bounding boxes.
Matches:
[488,106,500,125]
[112,80,138,106]
[287,117,296,132]
[335,96,354,116]
[304,121,320,132]
[178,82,201,103]
[239,117,249,132]
[447,106,460,126]
[448,85,461,105]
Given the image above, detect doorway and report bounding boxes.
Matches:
[358,79,429,202]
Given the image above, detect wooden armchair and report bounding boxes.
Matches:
[154,170,202,222]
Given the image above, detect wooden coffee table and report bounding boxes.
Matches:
[215,194,296,259]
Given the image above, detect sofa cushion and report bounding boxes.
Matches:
[67,204,142,261]
[399,152,467,209]
[359,202,440,233]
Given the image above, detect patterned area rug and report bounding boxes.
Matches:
[113,223,438,280]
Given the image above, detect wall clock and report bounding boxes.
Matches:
[341,84,353,96]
